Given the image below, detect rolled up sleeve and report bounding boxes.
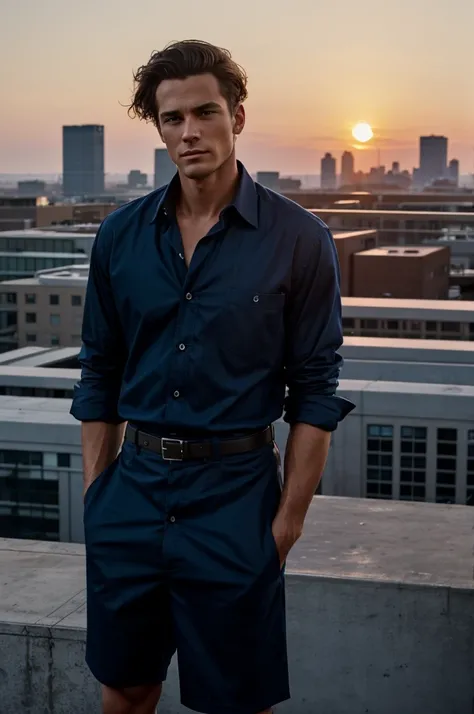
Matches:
[283,221,355,431]
[70,219,127,423]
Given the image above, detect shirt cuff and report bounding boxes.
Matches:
[70,385,123,424]
[283,393,355,432]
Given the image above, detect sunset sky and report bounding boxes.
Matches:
[1,0,473,176]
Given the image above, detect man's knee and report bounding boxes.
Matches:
[102,683,162,713]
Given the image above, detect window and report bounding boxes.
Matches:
[25,312,36,324]
[466,431,474,506]
[386,320,399,330]
[399,427,427,501]
[50,335,60,346]
[50,314,60,326]
[426,321,437,332]
[25,293,36,304]
[366,425,393,499]
[6,292,17,305]
[361,319,378,330]
[71,294,82,307]
[49,294,60,306]
[57,453,70,468]
[26,334,37,343]
[436,428,457,504]
[441,322,460,333]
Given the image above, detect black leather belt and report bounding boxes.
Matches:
[125,424,274,461]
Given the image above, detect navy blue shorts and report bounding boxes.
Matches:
[83,438,290,714]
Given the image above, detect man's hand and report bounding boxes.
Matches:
[271,511,303,568]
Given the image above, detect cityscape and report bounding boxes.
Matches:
[1,0,474,710]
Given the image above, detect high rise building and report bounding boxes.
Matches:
[392,162,400,174]
[448,159,460,186]
[62,125,105,197]
[419,136,448,187]
[340,152,355,187]
[256,171,280,190]
[154,148,176,189]
[128,170,147,188]
[321,153,337,190]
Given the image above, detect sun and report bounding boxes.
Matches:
[352,122,373,143]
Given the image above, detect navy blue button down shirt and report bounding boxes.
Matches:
[70,162,354,434]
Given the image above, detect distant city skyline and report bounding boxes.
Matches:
[1,0,473,174]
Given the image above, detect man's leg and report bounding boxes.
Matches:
[102,683,162,714]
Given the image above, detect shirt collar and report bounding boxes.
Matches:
[150,161,258,229]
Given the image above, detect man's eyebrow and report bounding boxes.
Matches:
[160,102,222,120]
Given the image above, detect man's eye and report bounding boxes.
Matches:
[165,117,180,123]
[201,110,214,116]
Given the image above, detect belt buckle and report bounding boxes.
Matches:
[161,438,185,461]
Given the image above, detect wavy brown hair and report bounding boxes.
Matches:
[128,40,248,127]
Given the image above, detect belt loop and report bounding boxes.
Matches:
[134,426,141,455]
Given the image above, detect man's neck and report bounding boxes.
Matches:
[177,154,239,221]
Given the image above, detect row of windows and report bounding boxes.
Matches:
[25,333,82,346]
[0,386,74,398]
[343,318,474,341]
[0,237,76,253]
[23,293,82,307]
[366,426,473,505]
[344,318,470,333]
[0,450,70,468]
[25,313,61,325]
[0,256,83,273]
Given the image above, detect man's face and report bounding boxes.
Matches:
[156,73,245,180]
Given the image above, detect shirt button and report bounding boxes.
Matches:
[185,292,193,300]
[169,515,176,523]
[253,295,259,303]
[178,343,186,351]
[173,390,180,398]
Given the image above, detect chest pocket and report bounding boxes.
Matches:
[219,291,286,373]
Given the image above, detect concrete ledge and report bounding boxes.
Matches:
[1,497,473,713]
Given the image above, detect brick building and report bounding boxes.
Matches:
[333,230,377,296]
[352,246,450,299]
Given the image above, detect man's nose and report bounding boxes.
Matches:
[181,116,200,142]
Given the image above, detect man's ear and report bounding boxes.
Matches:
[233,104,245,136]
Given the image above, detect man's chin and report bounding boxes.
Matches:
[181,161,215,181]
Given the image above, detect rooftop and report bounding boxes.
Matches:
[1,498,473,713]
[3,264,89,287]
[343,296,474,313]
[311,208,474,220]
[0,229,97,239]
[332,229,377,240]
[355,246,446,258]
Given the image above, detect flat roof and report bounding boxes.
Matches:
[342,297,474,321]
[0,229,96,239]
[311,208,474,220]
[0,346,78,367]
[355,246,445,258]
[333,230,377,240]
[0,497,472,633]
[342,336,474,352]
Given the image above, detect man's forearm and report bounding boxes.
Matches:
[272,423,331,564]
[279,422,331,524]
[82,421,127,494]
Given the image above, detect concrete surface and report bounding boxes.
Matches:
[0,497,473,713]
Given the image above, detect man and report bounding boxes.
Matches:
[71,39,354,714]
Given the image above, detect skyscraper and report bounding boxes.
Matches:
[419,136,448,187]
[154,148,176,189]
[340,152,355,187]
[448,159,460,187]
[62,125,104,197]
[321,153,337,190]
